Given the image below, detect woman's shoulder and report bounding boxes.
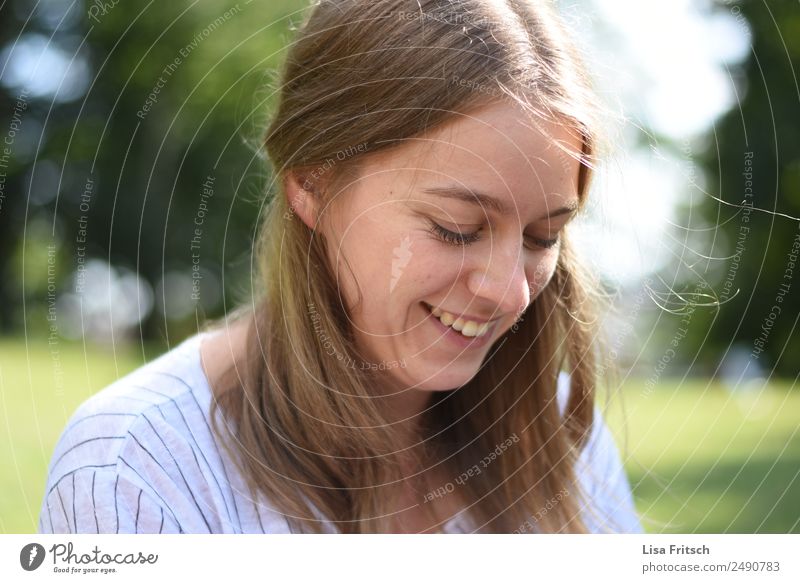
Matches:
[48,333,212,467]
[38,332,235,533]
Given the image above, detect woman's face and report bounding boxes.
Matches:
[309,101,582,393]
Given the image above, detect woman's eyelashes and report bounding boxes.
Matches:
[429,220,481,246]
[427,220,560,250]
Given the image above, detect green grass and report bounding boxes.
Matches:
[1,337,798,533]
[603,379,800,533]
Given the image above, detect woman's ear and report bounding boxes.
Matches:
[283,170,321,231]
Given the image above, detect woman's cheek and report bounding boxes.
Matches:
[528,254,559,296]
[415,238,471,275]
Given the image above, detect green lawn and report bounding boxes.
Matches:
[1,337,798,533]
[603,378,800,533]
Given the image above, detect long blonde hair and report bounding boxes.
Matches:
[210,0,607,533]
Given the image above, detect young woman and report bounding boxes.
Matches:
[39,0,642,534]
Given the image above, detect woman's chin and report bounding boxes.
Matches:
[409,365,481,393]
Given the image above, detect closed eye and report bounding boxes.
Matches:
[428,221,481,246]
[525,235,560,250]
[429,220,560,250]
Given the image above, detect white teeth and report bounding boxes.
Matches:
[460,321,478,337]
[428,304,491,338]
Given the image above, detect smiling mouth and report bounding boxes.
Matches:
[421,302,496,338]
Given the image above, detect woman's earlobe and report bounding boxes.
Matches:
[284,171,320,231]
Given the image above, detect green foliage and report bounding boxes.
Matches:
[0,0,303,337]
[681,1,800,376]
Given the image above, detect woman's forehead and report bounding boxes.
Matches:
[356,102,583,209]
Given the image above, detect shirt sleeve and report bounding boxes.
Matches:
[38,403,226,534]
[38,467,183,534]
[576,408,644,533]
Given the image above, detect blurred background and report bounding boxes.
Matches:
[0,0,797,533]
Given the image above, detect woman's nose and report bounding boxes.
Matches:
[466,243,531,319]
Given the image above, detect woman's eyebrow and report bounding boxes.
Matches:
[421,185,578,221]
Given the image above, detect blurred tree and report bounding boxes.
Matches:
[679,0,800,378]
[0,0,299,346]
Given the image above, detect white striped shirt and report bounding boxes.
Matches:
[38,332,642,534]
